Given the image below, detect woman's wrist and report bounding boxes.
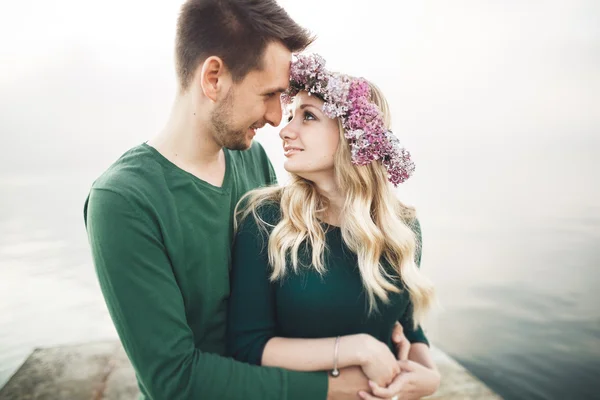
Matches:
[341,334,373,366]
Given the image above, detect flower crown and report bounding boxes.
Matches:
[281,53,415,186]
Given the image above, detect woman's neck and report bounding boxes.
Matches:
[313,179,344,227]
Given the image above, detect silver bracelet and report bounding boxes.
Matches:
[330,336,340,377]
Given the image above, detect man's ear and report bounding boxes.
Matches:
[199,56,231,102]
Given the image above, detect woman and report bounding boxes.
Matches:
[227,53,439,400]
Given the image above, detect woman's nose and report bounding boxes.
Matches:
[279,122,298,141]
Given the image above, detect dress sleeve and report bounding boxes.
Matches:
[227,204,280,365]
[398,218,430,346]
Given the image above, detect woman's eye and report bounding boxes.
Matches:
[303,111,316,121]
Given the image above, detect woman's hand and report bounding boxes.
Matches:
[348,334,400,387]
[391,322,411,360]
[358,360,441,400]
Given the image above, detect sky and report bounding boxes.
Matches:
[0,0,598,175]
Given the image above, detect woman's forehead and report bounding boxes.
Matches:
[290,91,324,109]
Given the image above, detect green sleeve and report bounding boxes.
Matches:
[227,204,328,399]
[398,218,429,346]
[252,140,278,185]
[226,206,274,365]
[85,189,327,400]
[398,304,429,346]
[227,205,278,365]
[267,157,278,185]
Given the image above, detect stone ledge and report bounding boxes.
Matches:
[0,341,501,399]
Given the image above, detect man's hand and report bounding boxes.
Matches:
[327,366,371,400]
[391,321,410,360]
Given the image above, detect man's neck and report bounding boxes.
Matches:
[148,94,227,186]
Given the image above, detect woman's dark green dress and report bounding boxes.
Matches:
[227,203,428,366]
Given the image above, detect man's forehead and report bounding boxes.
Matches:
[259,42,292,88]
[258,71,289,93]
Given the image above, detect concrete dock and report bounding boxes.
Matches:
[0,341,502,399]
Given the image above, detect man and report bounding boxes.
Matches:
[85,1,409,399]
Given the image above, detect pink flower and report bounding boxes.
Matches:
[284,53,415,186]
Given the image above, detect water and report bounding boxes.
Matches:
[0,138,599,399]
[0,171,118,385]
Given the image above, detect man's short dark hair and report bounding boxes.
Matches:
[176,0,315,91]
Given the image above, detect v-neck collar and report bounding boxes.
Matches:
[142,142,232,195]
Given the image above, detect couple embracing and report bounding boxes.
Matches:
[85,1,439,399]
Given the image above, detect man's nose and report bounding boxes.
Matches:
[265,97,283,127]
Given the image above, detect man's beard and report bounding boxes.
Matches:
[210,88,251,151]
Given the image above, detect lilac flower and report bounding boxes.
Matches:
[283,53,415,186]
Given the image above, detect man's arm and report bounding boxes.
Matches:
[327,367,371,400]
[85,188,327,400]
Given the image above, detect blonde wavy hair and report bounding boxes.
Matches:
[235,81,435,327]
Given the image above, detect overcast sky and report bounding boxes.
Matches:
[0,0,598,175]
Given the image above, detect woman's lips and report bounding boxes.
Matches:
[283,147,304,157]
